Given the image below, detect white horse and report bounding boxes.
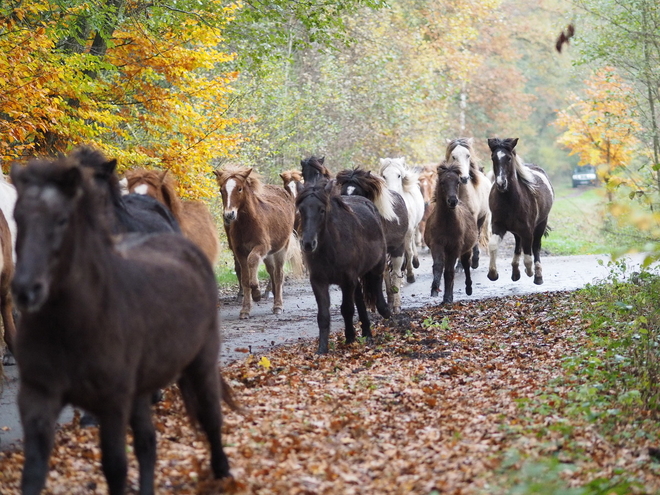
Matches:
[444,138,492,268]
[379,157,425,283]
[0,172,17,260]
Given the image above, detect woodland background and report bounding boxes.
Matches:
[1,0,659,254]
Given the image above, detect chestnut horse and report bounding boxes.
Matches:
[124,168,220,265]
[296,179,391,354]
[416,164,437,249]
[487,138,554,284]
[214,165,299,319]
[0,207,15,367]
[11,154,233,495]
[280,169,305,199]
[335,168,409,313]
[424,163,478,304]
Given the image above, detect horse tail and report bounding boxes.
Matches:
[361,271,388,317]
[219,373,242,412]
[285,231,305,279]
[544,224,552,237]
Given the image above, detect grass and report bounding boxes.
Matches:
[543,183,613,255]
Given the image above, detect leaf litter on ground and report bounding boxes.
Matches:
[1,291,659,494]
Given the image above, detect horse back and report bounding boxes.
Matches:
[382,192,409,255]
[425,202,477,258]
[180,199,220,264]
[230,184,294,254]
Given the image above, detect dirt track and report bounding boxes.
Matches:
[0,240,644,451]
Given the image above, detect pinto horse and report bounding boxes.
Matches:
[11,154,233,495]
[296,180,391,354]
[124,168,220,265]
[0,207,15,367]
[487,138,554,285]
[301,156,332,186]
[335,168,409,313]
[444,138,492,268]
[214,165,298,319]
[424,163,478,304]
[379,157,425,283]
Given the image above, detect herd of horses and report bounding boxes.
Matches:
[0,136,554,493]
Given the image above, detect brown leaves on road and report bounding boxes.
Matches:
[1,292,658,494]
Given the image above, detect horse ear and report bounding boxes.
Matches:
[467,137,474,146]
[445,138,452,144]
[487,138,498,151]
[319,156,325,165]
[509,138,519,149]
[159,169,169,181]
[240,168,253,180]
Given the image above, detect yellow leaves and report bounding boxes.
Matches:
[258,356,272,370]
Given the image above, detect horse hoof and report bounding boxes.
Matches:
[407,274,416,284]
[2,350,16,366]
[239,312,250,320]
[413,257,420,269]
[512,272,520,282]
[251,290,262,302]
[487,271,498,281]
[471,260,479,270]
[273,307,283,315]
[466,286,473,296]
[393,306,401,314]
[430,289,439,297]
[534,276,543,285]
[80,412,99,428]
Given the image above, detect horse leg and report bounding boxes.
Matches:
[19,387,62,495]
[340,281,357,345]
[430,247,444,297]
[471,215,486,269]
[511,234,522,281]
[461,251,473,296]
[442,254,456,304]
[487,232,504,281]
[404,230,416,283]
[311,281,332,354]
[354,284,373,339]
[411,230,420,269]
[98,404,131,495]
[130,395,157,495]
[1,288,16,358]
[364,268,391,319]
[265,249,286,314]
[178,350,231,480]
[388,254,405,313]
[233,254,243,302]
[532,221,548,285]
[247,248,266,302]
[521,235,534,278]
[237,255,252,319]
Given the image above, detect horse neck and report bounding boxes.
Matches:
[160,183,184,219]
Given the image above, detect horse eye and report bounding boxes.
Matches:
[238,187,243,193]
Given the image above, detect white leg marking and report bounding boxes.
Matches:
[489,234,503,271]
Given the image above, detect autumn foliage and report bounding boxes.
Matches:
[0,0,239,198]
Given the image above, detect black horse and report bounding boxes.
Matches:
[296,180,391,354]
[11,154,233,495]
[487,138,554,285]
[301,155,332,186]
[335,168,409,313]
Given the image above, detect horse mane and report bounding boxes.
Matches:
[214,164,265,195]
[296,178,353,214]
[125,168,184,219]
[280,169,303,184]
[379,157,421,195]
[22,155,112,241]
[335,168,398,223]
[301,156,331,183]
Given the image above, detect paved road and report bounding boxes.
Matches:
[0,244,646,451]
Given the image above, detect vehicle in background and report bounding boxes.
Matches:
[572,165,598,188]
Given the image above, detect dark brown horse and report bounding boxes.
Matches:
[335,168,409,313]
[424,163,478,304]
[296,180,391,354]
[214,165,298,319]
[301,156,332,186]
[10,154,232,495]
[487,138,554,285]
[124,168,220,265]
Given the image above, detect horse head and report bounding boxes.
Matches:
[280,170,304,199]
[214,166,258,224]
[301,156,331,186]
[445,138,474,184]
[488,138,519,192]
[125,169,166,199]
[295,179,336,253]
[378,157,407,193]
[436,163,463,209]
[11,158,89,313]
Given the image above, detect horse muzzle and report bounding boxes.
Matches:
[460,176,469,185]
[302,236,318,253]
[496,178,508,192]
[12,277,48,313]
[447,197,459,209]
[223,210,237,223]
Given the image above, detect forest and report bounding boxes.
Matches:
[1,0,658,253]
